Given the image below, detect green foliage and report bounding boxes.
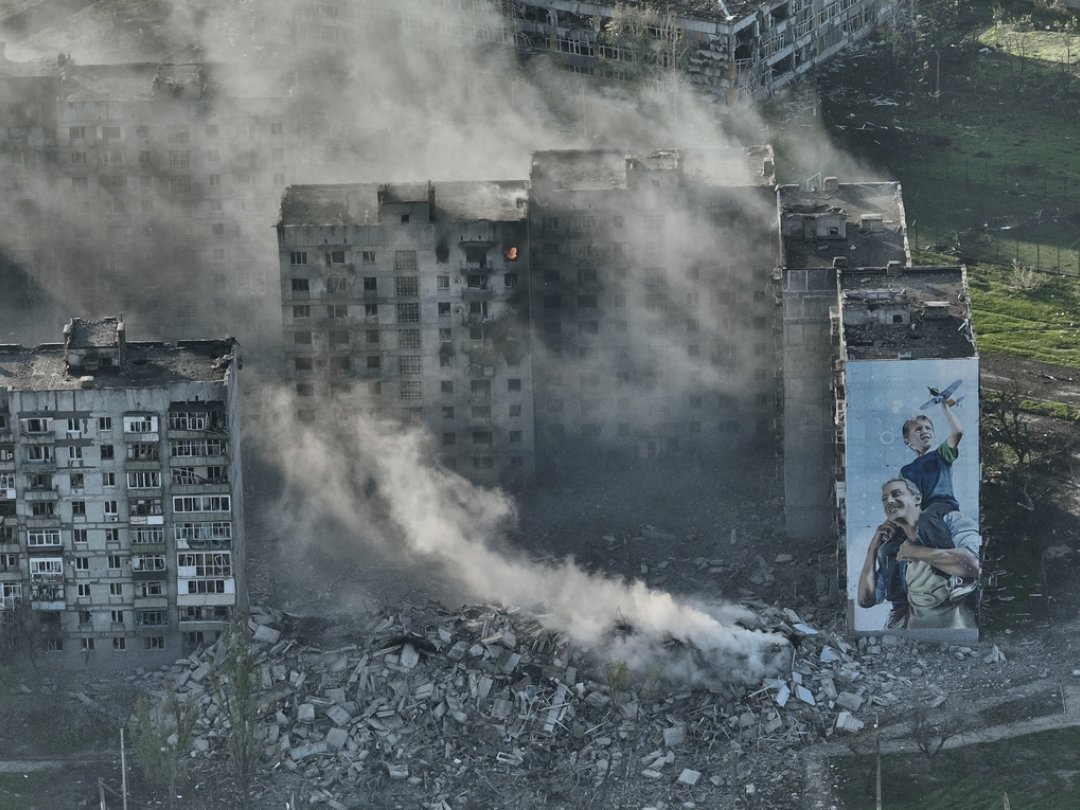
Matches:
[128,689,198,810]
[213,616,263,810]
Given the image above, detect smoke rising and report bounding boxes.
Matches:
[260,388,789,686]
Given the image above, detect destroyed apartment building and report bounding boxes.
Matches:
[0,318,246,667]
[277,147,782,480]
[288,0,900,103]
[0,49,299,348]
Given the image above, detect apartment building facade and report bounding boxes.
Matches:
[0,55,298,351]
[277,182,535,482]
[528,147,781,465]
[0,318,244,668]
[287,0,898,103]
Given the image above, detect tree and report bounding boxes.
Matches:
[129,687,199,810]
[213,615,263,810]
[910,704,964,759]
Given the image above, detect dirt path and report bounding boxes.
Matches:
[981,354,1080,407]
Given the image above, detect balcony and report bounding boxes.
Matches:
[133,595,168,609]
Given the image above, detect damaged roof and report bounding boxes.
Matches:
[67,317,120,349]
[280,181,530,226]
[778,182,909,270]
[839,266,977,360]
[531,146,775,192]
[0,340,238,390]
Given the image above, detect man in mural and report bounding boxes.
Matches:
[857,478,981,630]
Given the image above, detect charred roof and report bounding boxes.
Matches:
[838,266,976,360]
[0,340,238,390]
[279,181,530,226]
[778,181,909,271]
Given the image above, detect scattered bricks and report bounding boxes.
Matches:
[325,728,349,752]
[677,769,702,786]
[476,676,493,701]
[835,712,865,734]
[835,692,864,712]
[193,738,210,753]
[447,641,469,661]
[414,683,435,701]
[386,763,409,780]
[252,624,282,644]
[642,769,664,780]
[326,705,352,726]
[664,724,688,748]
[796,685,816,706]
[763,715,783,734]
[297,703,316,723]
[325,687,346,705]
[984,645,1007,664]
[399,644,420,670]
[467,644,485,658]
[774,684,791,708]
[497,650,522,674]
[189,662,211,684]
[290,741,328,761]
[820,677,838,700]
[738,711,756,728]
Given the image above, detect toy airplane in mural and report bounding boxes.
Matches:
[920,379,963,410]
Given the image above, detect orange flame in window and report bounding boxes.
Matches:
[504,246,519,261]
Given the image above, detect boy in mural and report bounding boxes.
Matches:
[899,397,976,599]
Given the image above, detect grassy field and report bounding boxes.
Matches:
[812,0,1080,287]
[965,265,1080,367]
[833,726,1080,810]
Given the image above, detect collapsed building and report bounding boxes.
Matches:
[0,318,246,667]
[291,0,901,103]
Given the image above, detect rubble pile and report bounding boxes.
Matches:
[138,604,941,807]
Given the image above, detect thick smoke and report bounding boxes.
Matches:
[260,388,789,686]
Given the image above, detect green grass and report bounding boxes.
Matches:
[811,0,1080,286]
[965,266,1080,366]
[833,726,1080,809]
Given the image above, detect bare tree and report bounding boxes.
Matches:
[910,704,963,759]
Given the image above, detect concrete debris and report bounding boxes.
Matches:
[984,645,1007,664]
[677,768,702,786]
[122,603,999,808]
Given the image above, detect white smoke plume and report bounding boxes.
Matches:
[259,389,790,686]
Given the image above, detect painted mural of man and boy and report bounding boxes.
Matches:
[856,382,982,631]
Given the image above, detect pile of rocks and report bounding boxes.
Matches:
[127,600,931,807]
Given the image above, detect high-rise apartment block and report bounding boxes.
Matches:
[0,318,244,667]
[277,147,782,479]
[278,182,535,482]
[0,53,297,348]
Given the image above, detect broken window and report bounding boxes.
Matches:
[363,277,378,293]
[294,331,312,345]
[293,305,310,319]
[442,432,456,446]
[397,303,420,323]
[326,277,349,294]
[326,250,347,265]
[362,251,376,264]
[394,251,418,272]
[438,303,451,317]
[395,276,419,297]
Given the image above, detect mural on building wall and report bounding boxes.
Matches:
[844,357,981,634]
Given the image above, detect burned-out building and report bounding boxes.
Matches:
[277,146,783,483]
[0,51,298,350]
[528,147,781,465]
[277,182,536,482]
[833,266,980,637]
[288,0,899,104]
[0,318,245,667]
[777,178,909,540]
